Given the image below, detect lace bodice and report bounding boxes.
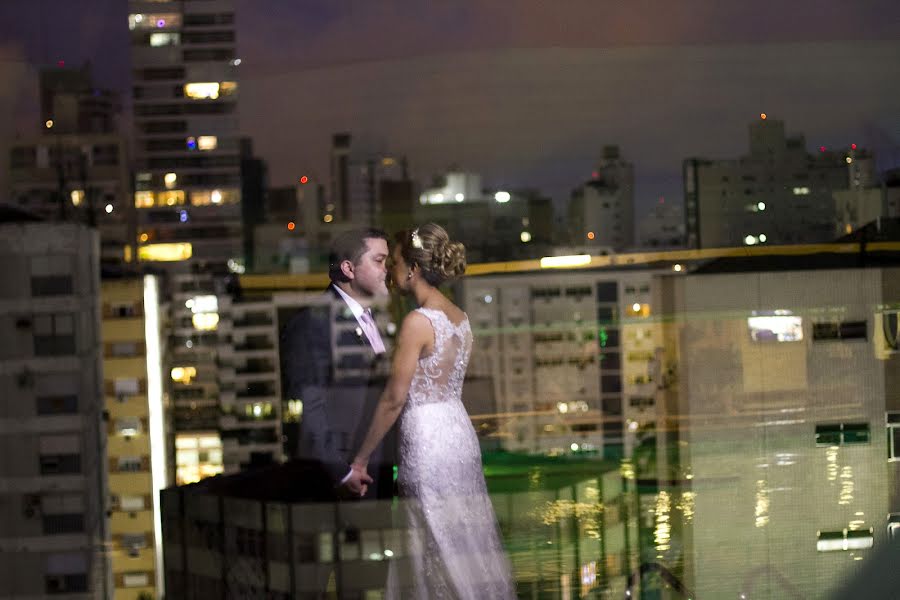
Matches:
[405,308,472,409]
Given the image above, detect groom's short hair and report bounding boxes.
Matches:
[328,227,388,283]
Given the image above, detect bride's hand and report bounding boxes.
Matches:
[350,458,369,474]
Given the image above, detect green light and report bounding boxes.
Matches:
[599,328,609,348]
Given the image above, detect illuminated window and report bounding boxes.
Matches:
[159,190,185,206]
[245,402,273,419]
[129,13,181,30]
[792,186,811,195]
[185,295,217,314]
[170,366,197,385]
[192,313,219,331]
[184,82,220,99]
[197,135,217,150]
[149,32,180,47]
[134,191,154,208]
[175,433,223,485]
[184,82,236,100]
[164,172,177,188]
[626,303,651,318]
[191,188,238,205]
[138,243,192,262]
[286,399,303,421]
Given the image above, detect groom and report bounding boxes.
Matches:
[282,228,395,501]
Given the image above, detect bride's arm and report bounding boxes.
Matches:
[351,311,431,472]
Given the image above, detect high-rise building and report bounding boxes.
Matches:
[568,146,635,251]
[10,65,134,271]
[683,116,873,248]
[128,0,243,264]
[325,133,412,230]
[461,267,666,459]
[0,216,109,598]
[101,276,168,598]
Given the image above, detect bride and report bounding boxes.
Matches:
[346,223,515,599]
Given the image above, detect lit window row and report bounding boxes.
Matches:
[184,81,237,100]
[138,243,192,262]
[134,188,239,207]
[128,13,181,31]
[792,186,811,195]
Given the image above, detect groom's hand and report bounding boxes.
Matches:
[343,467,374,497]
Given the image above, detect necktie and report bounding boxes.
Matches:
[360,309,386,354]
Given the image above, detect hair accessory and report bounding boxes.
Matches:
[410,228,424,249]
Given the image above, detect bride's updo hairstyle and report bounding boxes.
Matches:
[396,223,466,287]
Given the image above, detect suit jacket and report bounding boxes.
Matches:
[281,285,395,500]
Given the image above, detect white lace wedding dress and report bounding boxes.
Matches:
[386,308,515,599]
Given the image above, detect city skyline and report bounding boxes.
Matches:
[1,2,899,213]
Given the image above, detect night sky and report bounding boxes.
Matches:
[2,0,900,213]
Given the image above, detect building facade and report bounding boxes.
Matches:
[102,276,168,599]
[0,221,108,598]
[568,146,635,251]
[683,116,873,249]
[129,0,243,264]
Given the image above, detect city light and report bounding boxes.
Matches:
[45,119,54,129]
[105,204,114,214]
[587,231,595,240]
[455,193,465,202]
[299,175,309,184]
[210,190,223,204]
[520,231,532,243]
[673,264,683,272]
[757,202,766,211]
[287,221,295,231]
[323,214,333,223]
[494,191,511,203]
[164,172,177,188]
[70,190,84,206]
[540,255,591,269]
[760,113,767,120]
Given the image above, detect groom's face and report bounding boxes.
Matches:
[349,237,389,300]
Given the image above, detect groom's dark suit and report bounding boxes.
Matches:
[281,284,395,501]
